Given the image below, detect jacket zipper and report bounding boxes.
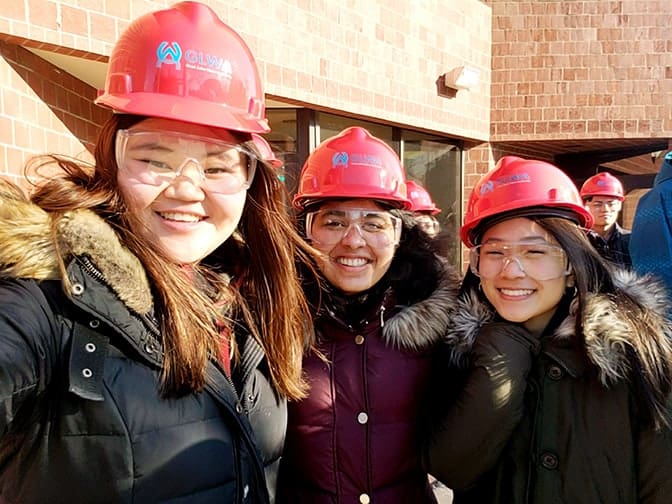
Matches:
[78,257,266,502]
[524,376,539,503]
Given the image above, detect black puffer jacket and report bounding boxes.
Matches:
[0,204,283,503]
[428,269,672,504]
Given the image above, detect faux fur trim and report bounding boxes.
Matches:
[382,265,461,351]
[555,268,672,386]
[451,269,672,387]
[0,188,152,314]
[57,211,153,313]
[445,290,496,365]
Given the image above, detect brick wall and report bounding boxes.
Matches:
[0,40,109,188]
[490,0,672,141]
[0,0,493,141]
[253,1,492,141]
[1,0,493,207]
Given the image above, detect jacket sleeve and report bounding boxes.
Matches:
[0,279,58,436]
[630,184,672,294]
[425,322,539,490]
[636,419,672,502]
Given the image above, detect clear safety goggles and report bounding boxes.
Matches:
[469,241,571,281]
[305,208,402,248]
[115,129,257,194]
[587,199,621,210]
[414,214,440,236]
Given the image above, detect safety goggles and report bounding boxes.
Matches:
[587,199,621,210]
[115,129,257,194]
[469,241,571,281]
[305,208,402,247]
[414,214,440,235]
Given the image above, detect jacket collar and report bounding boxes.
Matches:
[381,266,460,350]
[0,189,153,315]
[317,265,460,351]
[655,156,672,185]
[451,269,672,387]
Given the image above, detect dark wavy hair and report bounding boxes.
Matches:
[387,210,452,304]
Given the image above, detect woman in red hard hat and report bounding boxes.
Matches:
[277,127,461,503]
[407,180,442,238]
[0,2,314,502]
[252,133,284,170]
[580,172,632,267]
[426,156,672,503]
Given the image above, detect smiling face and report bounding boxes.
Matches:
[476,217,571,335]
[308,199,399,295]
[116,118,250,264]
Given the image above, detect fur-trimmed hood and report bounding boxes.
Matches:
[381,265,460,350]
[447,268,672,420]
[0,184,152,314]
[317,263,461,351]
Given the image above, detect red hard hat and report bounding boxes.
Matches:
[96,1,269,133]
[406,180,441,214]
[579,172,625,201]
[293,126,411,210]
[251,133,283,169]
[461,156,593,247]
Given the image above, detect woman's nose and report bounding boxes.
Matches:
[500,256,526,277]
[340,223,367,247]
[163,163,207,200]
[174,159,206,185]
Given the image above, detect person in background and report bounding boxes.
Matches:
[0,2,314,502]
[252,133,284,170]
[427,156,672,503]
[407,180,442,239]
[277,126,461,503]
[252,133,288,187]
[630,150,672,297]
[580,172,632,267]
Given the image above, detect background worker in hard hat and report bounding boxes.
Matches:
[580,172,632,267]
[407,180,442,239]
[278,126,461,503]
[252,133,288,186]
[252,133,284,170]
[0,2,316,502]
[426,155,672,504]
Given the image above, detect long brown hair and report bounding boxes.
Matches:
[29,114,315,400]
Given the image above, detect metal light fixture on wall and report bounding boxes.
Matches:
[442,66,480,91]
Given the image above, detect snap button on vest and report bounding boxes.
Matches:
[71,283,84,295]
[82,368,93,378]
[359,493,370,504]
[89,319,100,329]
[354,335,365,345]
[540,451,559,470]
[357,412,368,424]
[548,365,564,380]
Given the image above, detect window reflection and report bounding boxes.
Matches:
[403,133,461,264]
